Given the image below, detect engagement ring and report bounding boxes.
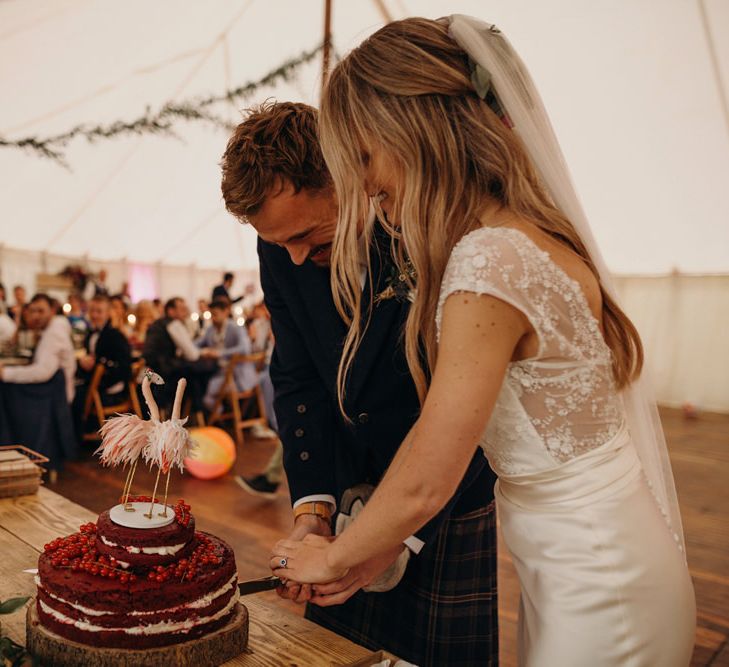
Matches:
[279,557,288,569]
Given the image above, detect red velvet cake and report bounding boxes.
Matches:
[34,497,240,649]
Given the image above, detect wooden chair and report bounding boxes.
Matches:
[128,358,146,418]
[207,352,268,448]
[81,361,144,441]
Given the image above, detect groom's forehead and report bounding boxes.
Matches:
[250,187,323,243]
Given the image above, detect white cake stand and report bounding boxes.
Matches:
[108,502,175,529]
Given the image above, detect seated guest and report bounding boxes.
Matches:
[66,292,89,348]
[197,300,278,439]
[12,304,36,351]
[9,284,27,324]
[142,297,218,411]
[247,302,273,355]
[211,272,242,304]
[73,295,132,438]
[110,294,133,339]
[0,293,76,402]
[77,295,132,398]
[128,299,156,350]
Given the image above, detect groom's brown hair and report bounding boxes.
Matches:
[220,101,332,221]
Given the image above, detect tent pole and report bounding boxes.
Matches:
[322,0,333,95]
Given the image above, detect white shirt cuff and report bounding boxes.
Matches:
[293,494,337,512]
[403,535,425,554]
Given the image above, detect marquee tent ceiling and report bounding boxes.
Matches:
[1,0,727,274]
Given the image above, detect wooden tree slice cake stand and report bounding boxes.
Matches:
[26,600,249,667]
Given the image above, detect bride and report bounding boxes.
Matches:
[270,15,696,665]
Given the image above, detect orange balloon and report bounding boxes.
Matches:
[184,427,236,480]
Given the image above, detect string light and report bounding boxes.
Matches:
[127,313,137,325]
[190,312,200,322]
[236,317,245,327]
[203,311,211,321]
[62,303,72,314]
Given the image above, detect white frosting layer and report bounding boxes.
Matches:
[37,574,237,618]
[39,590,239,635]
[100,535,186,556]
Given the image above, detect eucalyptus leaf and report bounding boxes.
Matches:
[0,597,30,615]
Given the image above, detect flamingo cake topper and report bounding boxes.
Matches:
[96,369,194,526]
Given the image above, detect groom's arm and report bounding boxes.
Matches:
[258,241,338,505]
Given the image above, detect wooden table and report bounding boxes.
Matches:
[0,488,396,666]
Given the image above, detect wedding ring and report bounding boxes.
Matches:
[279,557,288,569]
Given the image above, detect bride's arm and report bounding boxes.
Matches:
[273,292,529,582]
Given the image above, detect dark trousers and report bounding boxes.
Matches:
[306,501,498,666]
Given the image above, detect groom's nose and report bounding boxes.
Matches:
[286,244,310,266]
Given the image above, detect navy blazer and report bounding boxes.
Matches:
[258,228,496,549]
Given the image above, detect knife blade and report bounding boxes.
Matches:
[237,575,282,596]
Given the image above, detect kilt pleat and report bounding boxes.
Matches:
[305,501,498,666]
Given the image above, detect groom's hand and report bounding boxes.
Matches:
[273,514,332,604]
[308,543,405,607]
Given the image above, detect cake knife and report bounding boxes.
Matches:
[237,575,282,596]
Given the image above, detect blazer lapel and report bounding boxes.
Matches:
[294,261,348,386]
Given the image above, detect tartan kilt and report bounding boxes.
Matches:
[305,501,498,666]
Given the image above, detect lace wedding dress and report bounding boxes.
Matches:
[437,226,696,666]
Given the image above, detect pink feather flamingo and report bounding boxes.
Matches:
[95,370,164,510]
[143,378,194,518]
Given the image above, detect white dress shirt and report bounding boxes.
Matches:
[3,316,77,402]
[166,319,201,361]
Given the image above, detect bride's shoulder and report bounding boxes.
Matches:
[447,225,539,272]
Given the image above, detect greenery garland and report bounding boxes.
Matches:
[0,45,323,166]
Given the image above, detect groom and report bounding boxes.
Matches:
[220,101,498,666]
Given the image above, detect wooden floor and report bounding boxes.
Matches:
[52,407,729,666]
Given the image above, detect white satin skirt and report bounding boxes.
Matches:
[495,428,696,666]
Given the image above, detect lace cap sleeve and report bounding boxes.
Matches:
[436,227,544,348]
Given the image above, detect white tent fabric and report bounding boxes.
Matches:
[1,0,728,409]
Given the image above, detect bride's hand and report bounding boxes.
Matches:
[269,534,347,584]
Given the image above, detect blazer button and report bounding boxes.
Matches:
[295,428,305,438]
[297,404,307,414]
[300,451,310,461]
[358,412,369,424]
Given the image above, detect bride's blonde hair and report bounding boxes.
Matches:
[320,17,643,415]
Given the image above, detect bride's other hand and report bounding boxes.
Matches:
[270,534,348,584]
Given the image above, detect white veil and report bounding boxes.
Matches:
[447,14,686,554]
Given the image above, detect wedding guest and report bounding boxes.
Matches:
[13,304,35,351]
[120,281,132,308]
[77,295,132,398]
[142,297,218,412]
[151,298,163,318]
[83,268,110,301]
[220,101,496,665]
[0,293,76,402]
[211,272,242,304]
[73,295,132,437]
[109,294,133,339]
[197,300,278,438]
[9,284,27,323]
[66,292,89,345]
[129,299,156,350]
[194,298,209,337]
